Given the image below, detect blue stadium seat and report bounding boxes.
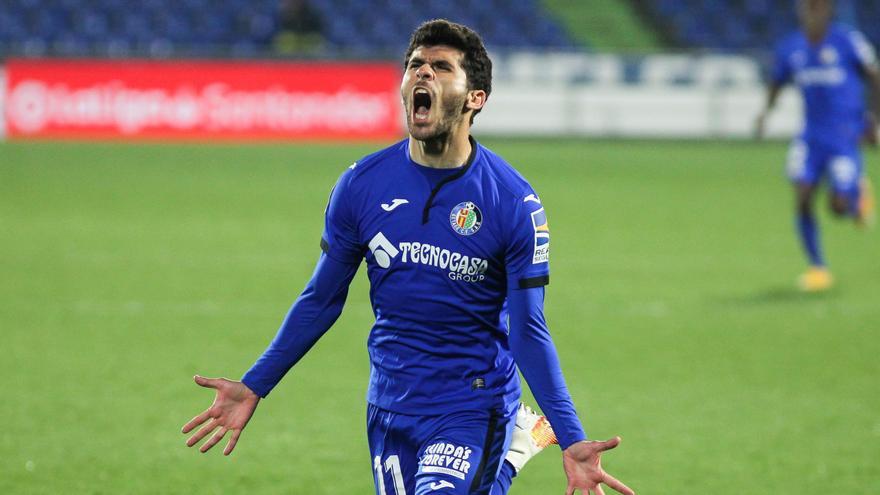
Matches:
[31,9,69,42]
[0,7,28,42]
[120,11,154,44]
[156,11,195,44]
[77,9,111,42]
[53,33,90,56]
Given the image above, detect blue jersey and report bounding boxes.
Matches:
[321,138,550,416]
[772,24,877,144]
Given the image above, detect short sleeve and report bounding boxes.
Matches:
[771,40,793,85]
[320,165,363,264]
[847,30,878,72]
[505,192,550,290]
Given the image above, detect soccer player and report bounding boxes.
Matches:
[755,0,880,291]
[182,19,635,495]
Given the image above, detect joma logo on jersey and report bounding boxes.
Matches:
[368,232,488,282]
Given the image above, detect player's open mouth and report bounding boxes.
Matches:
[413,88,432,123]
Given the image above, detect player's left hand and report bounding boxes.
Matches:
[562,437,635,495]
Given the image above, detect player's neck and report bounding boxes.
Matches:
[804,24,829,44]
[408,129,472,169]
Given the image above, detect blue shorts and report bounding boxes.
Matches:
[785,138,863,194]
[367,404,516,495]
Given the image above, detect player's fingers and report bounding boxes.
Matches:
[194,375,221,389]
[595,436,621,452]
[223,429,242,456]
[200,427,228,453]
[186,419,218,447]
[181,410,211,433]
[594,485,605,495]
[603,472,635,495]
[565,484,575,495]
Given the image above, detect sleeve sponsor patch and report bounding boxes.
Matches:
[530,207,550,264]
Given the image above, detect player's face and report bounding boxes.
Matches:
[401,45,473,141]
[797,0,833,34]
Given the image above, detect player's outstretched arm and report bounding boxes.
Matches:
[754,83,782,140]
[864,65,880,147]
[562,438,635,495]
[181,375,260,455]
[181,252,358,456]
[507,287,635,494]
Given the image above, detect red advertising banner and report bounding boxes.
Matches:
[3,59,404,140]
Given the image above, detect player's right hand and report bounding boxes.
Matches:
[863,112,878,147]
[181,375,261,455]
[562,437,635,495]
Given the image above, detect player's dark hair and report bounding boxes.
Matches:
[796,0,834,10]
[404,19,493,122]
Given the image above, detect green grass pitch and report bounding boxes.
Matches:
[1,138,878,494]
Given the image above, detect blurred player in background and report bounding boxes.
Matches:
[756,0,880,291]
[182,19,634,495]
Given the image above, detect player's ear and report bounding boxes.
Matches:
[465,89,487,112]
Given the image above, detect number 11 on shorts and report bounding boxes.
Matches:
[374,455,406,495]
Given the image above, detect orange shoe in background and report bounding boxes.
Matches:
[857,176,875,229]
[798,266,833,292]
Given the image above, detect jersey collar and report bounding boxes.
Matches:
[414,136,480,224]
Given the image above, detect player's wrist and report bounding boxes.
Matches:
[240,375,269,399]
[558,430,589,451]
[240,381,260,400]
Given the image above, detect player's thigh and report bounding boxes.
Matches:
[368,405,420,495]
[414,410,514,495]
[786,138,822,186]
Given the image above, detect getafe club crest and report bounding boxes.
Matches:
[449,201,482,236]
